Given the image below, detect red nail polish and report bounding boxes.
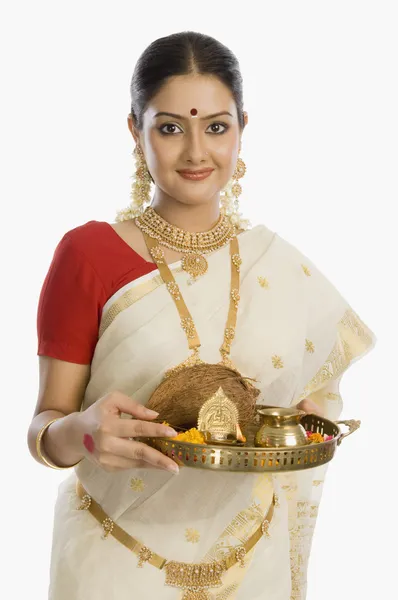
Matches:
[83,434,95,453]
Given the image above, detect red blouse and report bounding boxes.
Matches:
[37,221,158,364]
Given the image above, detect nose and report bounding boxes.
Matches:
[184,130,209,164]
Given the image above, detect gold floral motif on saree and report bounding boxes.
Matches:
[312,480,324,487]
[130,477,145,492]
[272,355,284,369]
[257,275,270,289]
[185,528,201,544]
[305,339,315,354]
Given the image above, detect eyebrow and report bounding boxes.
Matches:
[153,111,234,120]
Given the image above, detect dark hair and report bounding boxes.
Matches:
[130,31,245,130]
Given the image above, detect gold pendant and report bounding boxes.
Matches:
[181,253,208,280]
[164,560,225,595]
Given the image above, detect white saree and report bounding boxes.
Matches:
[48,223,376,600]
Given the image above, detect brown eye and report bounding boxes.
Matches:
[206,122,228,134]
[159,123,183,135]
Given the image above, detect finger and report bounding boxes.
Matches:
[107,437,179,473]
[104,391,159,420]
[112,419,177,439]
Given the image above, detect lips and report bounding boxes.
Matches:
[177,168,214,181]
[178,169,214,175]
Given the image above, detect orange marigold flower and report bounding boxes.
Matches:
[308,432,324,444]
[172,428,205,444]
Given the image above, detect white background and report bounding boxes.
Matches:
[1,1,397,598]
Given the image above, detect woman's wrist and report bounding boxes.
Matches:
[40,412,85,469]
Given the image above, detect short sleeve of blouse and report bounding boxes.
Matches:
[37,233,107,364]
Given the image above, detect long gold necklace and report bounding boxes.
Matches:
[135,206,236,282]
[142,231,242,376]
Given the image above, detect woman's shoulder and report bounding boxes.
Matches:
[54,219,157,296]
[60,219,111,255]
[47,220,127,286]
[58,219,141,268]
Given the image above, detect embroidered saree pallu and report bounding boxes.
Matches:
[48,224,376,600]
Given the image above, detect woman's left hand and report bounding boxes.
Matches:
[295,398,324,417]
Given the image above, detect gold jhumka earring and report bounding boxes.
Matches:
[220,152,249,230]
[115,145,152,222]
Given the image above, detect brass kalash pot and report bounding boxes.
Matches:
[255,407,308,448]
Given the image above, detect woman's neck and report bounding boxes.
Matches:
[150,189,221,233]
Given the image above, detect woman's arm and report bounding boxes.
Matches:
[27,356,91,468]
[27,356,179,472]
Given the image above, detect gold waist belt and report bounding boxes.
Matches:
[76,479,278,599]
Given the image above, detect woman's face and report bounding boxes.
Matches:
[128,74,248,207]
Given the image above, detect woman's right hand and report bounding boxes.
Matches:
[72,390,179,474]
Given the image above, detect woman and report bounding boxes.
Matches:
[28,31,376,600]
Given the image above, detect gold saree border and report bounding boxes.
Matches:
[99,266,184,338]
[199,475,275,599]
[291,306,375,599]
[298,307,375,401]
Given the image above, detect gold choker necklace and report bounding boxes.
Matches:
[135,206,236,282]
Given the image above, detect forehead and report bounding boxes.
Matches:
[146,74,237,118]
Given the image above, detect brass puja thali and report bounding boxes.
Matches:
[141,387,361,473]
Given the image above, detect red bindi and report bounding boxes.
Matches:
[190,108,198,116]
[83,434,95,453]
